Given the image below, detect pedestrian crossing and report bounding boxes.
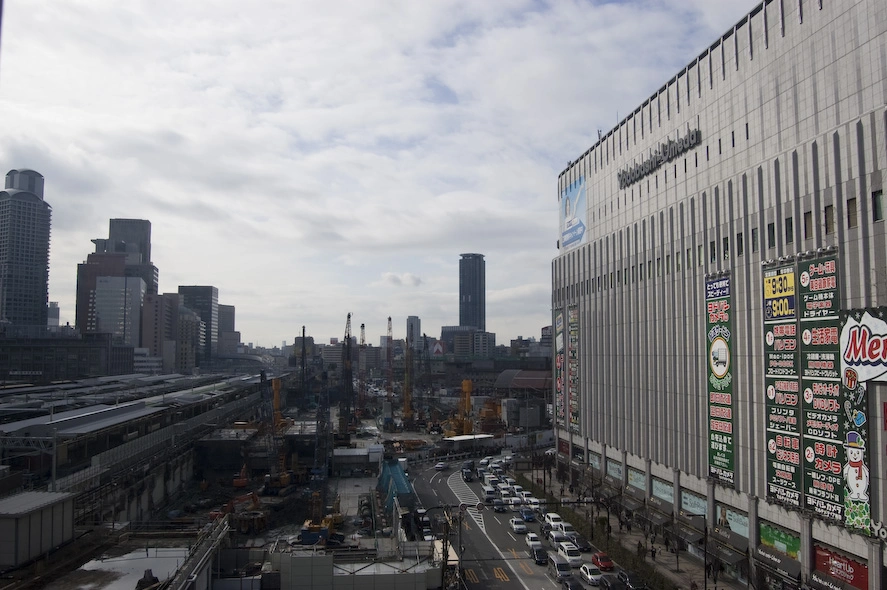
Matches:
[446,472,486,533]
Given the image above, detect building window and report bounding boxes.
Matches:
[824,205,835,234]
[736,232,744,256]
[709,241,717,263]
[676,251,682,271]
[873,190,884,222]
[804,211,813,239]
[666,255,671,274]
[847,197,858,228]
[698,245,704,266]
[657,257,662,276]
[686,247,692,267]
[767,223,776,249]
[639,262,645,280]
[723,237,729,259]
[751,227,759,252]
[785,217,793,243]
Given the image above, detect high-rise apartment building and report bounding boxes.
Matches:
[178,286,218,364]
[406,316,421,349]
[0,169,52,328]
[552,3,887,590]
[458,253,485,331]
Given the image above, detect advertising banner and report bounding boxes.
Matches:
[568,305,581,434]
[554,309,566,428]
[760,523,801,559]
[838,308,883,532]
[763,262,802,507]
[814,545,869,590]
[706,275,735,487]
[798,255,843,523]
[560,176,587,251]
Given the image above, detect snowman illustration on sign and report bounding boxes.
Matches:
[843,431,869,502]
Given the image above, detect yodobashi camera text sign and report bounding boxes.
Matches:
[763,262,801,507]
[706,275,734,487]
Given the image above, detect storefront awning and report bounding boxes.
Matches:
[622,497,643,512]
[755,545,801,579]
[648,511,671,526]
[714,545,747,566]
[673,524,703,544]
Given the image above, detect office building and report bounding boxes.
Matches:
[92,276,145,346]
[551,3,886,590]
[459,253,485,331]
[0,169,52,328]
[92,219,158,295]
[406,316,421,349]
[178,286,218,364]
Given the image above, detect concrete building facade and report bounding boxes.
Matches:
[459,253,485,331]
[551,3,887,590]
[178,286,218,365]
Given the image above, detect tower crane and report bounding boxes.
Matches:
[385,317,393,403]
[337,313,355,442]
[403,330,414,430]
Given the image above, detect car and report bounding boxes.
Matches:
[525,532,543,550]
[422,528,435,541]
[509,517,528,533]
[544,513,564,527]
[599,574,627,590]
[531,547,548,565]
[519,506,536,522]
[480,456,493,467]
[591,552,614,571]
[461,468,473,482]
[493,499,508,513]
[434,462,448,471]
[508,497,523,511]
[462,460,475,470]
[617,570,647,590]
[580,563,603,585]
[555,522,577,536]
[557,541,583,567]
[545,448,558,456]
[570,534,593,552]
[561,578,585,590]
[548,531,570,546]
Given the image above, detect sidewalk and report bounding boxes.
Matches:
[523,467,745,590]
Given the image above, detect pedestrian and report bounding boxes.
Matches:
[664,536,670,551]
[691,582,698,590]
[637,540,644,558]
[651,547,657,561]
[627,520,632,533]
[619,519,624,532]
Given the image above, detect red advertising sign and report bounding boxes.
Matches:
[815,545,868,590]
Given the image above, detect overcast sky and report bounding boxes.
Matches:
[0,1,754,348]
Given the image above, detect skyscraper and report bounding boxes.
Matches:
[458,253,485,331]
[0,169,52,328]
[92,219,158,295]
[178,285,218,364]
[406,316,421,349]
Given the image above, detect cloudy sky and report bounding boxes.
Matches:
[0,0,754,348]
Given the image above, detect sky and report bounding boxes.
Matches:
[0,0,755,349]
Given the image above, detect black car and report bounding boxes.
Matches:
[599,574,628,590]
[570,534,593,552]
[532,547,548,565]
[617,570,647,590]
[561,577,585,590]
[493,499,508,513]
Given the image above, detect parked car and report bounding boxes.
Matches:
[532,547,548,565]
[591,552,614,571]
[617,570,647,590]
[580,563,603,586]
[519,506,536,522]
[509,517,528,534]
[561,578,585,590]
[525,532,543,550]
[570,534,593,552]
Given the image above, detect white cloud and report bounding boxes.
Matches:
[0,0,756,346]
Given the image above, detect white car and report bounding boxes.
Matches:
[580,563,603,585]
[507,496,523,511]
[509,517,528,534]
[525,532,543,550]
[434,462,448,471]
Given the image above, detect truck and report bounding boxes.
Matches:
[398,457,408,474]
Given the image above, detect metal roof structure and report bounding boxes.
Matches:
[0,491,73,517]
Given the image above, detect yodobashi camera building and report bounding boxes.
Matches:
[551,2,887,590]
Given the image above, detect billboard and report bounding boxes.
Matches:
[554,309,566,428]
[763,262,801,507]
[560,176,587,251]
[567,305,580,433]
[706,275,734,487]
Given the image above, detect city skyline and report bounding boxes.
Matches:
[0,2,753,347]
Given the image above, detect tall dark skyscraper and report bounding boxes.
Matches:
[178,285,218,364]
[0,169,52,328]
[92,219,158,295]
[459,253,485,331]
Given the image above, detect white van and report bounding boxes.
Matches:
[557,541,582,567]
[481,485,496,503]
[547,552,573,580]
[554,522,577,536]
[544,512,563,527]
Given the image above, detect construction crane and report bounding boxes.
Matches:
[386,316,393,403]
[357,323,367,417]
[338,313,355,441]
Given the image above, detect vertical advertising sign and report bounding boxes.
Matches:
[763,263,802,507]
[838,307,884,533]
[706,275,734,487]
[798,254,843,523]
[560,176,587,251]
[567,305,580,434]
[554,309,566,428]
